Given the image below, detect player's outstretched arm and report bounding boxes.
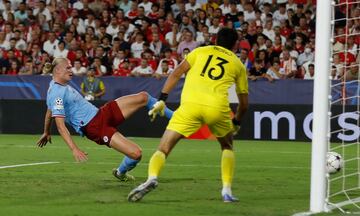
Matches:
[161,59,190,94]
[37,109,52,147]
[54,117,88,162]
[148,60,190,121]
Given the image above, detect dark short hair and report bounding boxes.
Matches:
[255,58,263,64]
[216,28,238,50]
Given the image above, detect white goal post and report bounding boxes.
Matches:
[303,0,360,214]
[310,0,332,213]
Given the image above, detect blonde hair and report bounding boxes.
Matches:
[42,57,68,74]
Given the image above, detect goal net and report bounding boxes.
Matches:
[326,0,360,213]
[305,0,360,214]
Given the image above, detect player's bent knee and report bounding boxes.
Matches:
[129,148,142,160]
[137,91,148,105]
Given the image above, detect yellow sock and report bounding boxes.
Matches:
[221,149,235,188]
[148,150,166,178]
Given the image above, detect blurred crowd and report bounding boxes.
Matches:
[0,0,358,81]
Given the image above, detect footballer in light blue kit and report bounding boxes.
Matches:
[47,80,98,135]
[37,57,173,182]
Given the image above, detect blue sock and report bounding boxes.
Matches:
[117,156,140,174]
[146,93,173,119]
[164,106,173,119]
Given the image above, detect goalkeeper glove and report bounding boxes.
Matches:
[232,118,241,136]
[148,100,166,122]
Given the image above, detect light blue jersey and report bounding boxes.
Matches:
[46,80,98,135]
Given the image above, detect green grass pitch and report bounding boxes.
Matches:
[0,134,350,216]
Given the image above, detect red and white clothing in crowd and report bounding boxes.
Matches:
[280,57,297,77]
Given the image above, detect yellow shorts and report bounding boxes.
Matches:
[167,103,233,137]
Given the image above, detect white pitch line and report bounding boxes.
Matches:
[0,144,309,154]
[0,161,60,169]
[60,161,310,170]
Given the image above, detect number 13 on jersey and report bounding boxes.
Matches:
[200,55,229,80]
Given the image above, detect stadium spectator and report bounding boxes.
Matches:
[118,0,131,14]
[332,53,345,80]
[84,13,96,29]
[138,0,152,15]
[0,49,9,74]
[297,43,314,66]
[131,32,145,59]
[301,61,315,80]
[294,34,305,54]
[149,32,167,58]
[53,41,69,59]
[256,49,270,67]
[209,16,221,35]
[112,49,126,71]
[185,0,200,11]
[244,1,256,22]
[263,20,275,42]
[38,52,51,75]
[273,3,288,26]
[165,22,181,49]
[94,46,110,71]
[256,34,267,50]
[179,15,196,37]
[43,32,59,57]
[116,31,131,55]
[260,3,272,24]
[199,32,213,46]
[72,60,87,77]
[89,0,104,17]
[239,48,253,71]
[81,67,105,101]
[100,36,112,54]
[18,59,36,75]
[343,62,359,81]
[196,9,211,27]
[87,36,99,59]
[6,60,19,75]
[156,48,178,74]
[74,49,89,67]
[154,60,173,79]
[280,48,297,78]
[91,57,107,77]
[8,38,22,60]
[14,2,27,22]
[272,35,284,57]
[142,49,158,71]
[177,30,198,57]
[267,60,285,79]
[13,30,26,51]
[33,0,51,22]
[202,0,219,11]
[249,58,273,82]
[0,31,10,50]
[133,6,151,27]
[2,1,13,21]
[171,0,184,18]
[113,58,132,77]
[346,36,358,57]
[131,58,153,77]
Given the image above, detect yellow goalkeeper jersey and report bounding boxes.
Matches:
[181,45,248,109]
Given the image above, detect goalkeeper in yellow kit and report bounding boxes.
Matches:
[128,28,249,203]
